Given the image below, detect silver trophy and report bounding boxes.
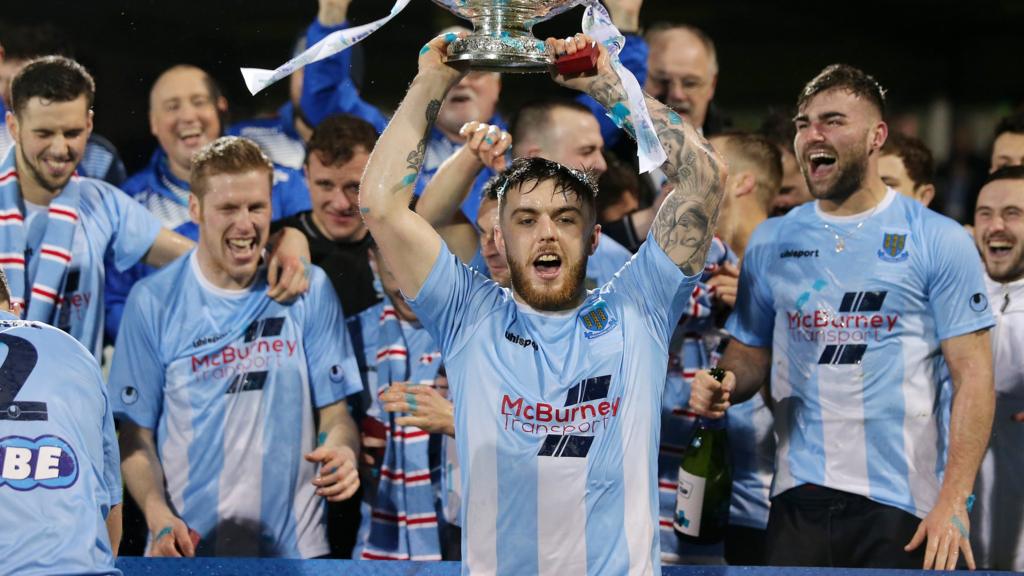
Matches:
[431,0,580,72]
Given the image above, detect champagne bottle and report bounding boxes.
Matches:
[673,367,732,544]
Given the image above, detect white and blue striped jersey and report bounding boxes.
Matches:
[0,311,121,575]
[728,189,995,518]
[407,233,696,575]
[108,253,362,558]
[4,167,162,359]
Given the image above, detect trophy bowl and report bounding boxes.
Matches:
[431,0,580,72]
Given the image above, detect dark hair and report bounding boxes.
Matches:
[596,150,640,221]
[305,114,378,167]
[797,64,886,116]
[713,131,783,211]
[0,266,10,308]
[510,99,594,147]
[759,108,797,154]
[496,157,597,219]
[190,136,273,199]
[994,113,1024,140]
[881,133,935,188]
[10,55,95,116]
[984,165,1024,187]
[481,173,504,202]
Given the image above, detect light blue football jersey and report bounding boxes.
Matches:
[407,232,696,576]
[10,169,162,358]
[108,253,361,558]
[728,189,995,518]
[0,310,121,575]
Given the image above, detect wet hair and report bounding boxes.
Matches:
[495,157,597,220]
[797,64,886,117]
[645,23,718,75]
[305,114,378,167]
[10,55,95,116]
[190,136,273,199]
[881,133,935,188]
[510,99,594,149]
[713,131,782,211]
[984,165,1024,186]
[994,113,1024,140]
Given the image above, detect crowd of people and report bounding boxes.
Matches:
[0,1,1022,575]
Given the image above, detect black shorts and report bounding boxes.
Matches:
[766,484,927,569]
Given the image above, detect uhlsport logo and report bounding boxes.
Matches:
[500,375,620,458]
[787,291,900,365]
[579,301,617,339]
[0,435,78,490]
[878,232,909,262]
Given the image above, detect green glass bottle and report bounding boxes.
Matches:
[673,367,732,544]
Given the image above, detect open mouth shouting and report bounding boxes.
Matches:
[533,252,562,281]
[807,148,838,180]
[985,236,1017,262]
[178,126,207,150]
[226,236,259,262]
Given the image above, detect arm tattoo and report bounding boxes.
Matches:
[584,75,724,275]
[392,99,442,194]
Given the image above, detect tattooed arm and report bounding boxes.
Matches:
[549,34,726,276]
[359,33,466,297]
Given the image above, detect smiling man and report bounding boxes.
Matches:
[360,31,725,575]
[110,136,362,559]
[970,166,1024,571]
[688,64,995,570]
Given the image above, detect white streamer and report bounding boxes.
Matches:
[240,0,413,95]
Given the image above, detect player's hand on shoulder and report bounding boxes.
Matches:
[458,121,511,172]
[687,369,735,419]
[266,227,311,301]
[147,514,196,558]
[306,445,360,502]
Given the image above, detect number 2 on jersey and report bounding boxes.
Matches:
[0,334,47,421]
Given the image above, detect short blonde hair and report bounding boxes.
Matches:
[190,136,273,199]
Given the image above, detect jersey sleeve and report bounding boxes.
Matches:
[102,184,163,272]
[925,220,996,340]
[299,19,389,133]
[302,267,363,408]
[108,285,166,429]
[607,230,697,342]
[726,224,777,348]
[405,242,505,356]
[98,381,123,508]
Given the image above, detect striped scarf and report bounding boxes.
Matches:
[0,150,81,322]
[361,304,442,561]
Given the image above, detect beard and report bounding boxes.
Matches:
[19,146,78,193]
[507,253,587,312]
[805,144,869,204]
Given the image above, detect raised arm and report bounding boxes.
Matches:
[551,34,726,276]
[416,121,510,263]
[359,33,466,298]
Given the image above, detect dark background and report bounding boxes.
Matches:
[3,0,1023,174]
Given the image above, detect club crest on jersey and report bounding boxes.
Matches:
[579,301,617,339]
[0,435,78,490]
[878,232,909,262]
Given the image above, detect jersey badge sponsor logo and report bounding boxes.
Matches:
[579,301,617,339]
[780,248,820,259]
[969,292,989,313]
[500,375,620,454]
[787,291,901,363]
[878,232,909,262]
[0,435,78,490]
[504,330,539,351]
[121,386,139,405]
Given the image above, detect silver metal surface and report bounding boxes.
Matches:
[431,0,579,72]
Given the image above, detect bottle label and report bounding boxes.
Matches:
[673,468,705,537]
